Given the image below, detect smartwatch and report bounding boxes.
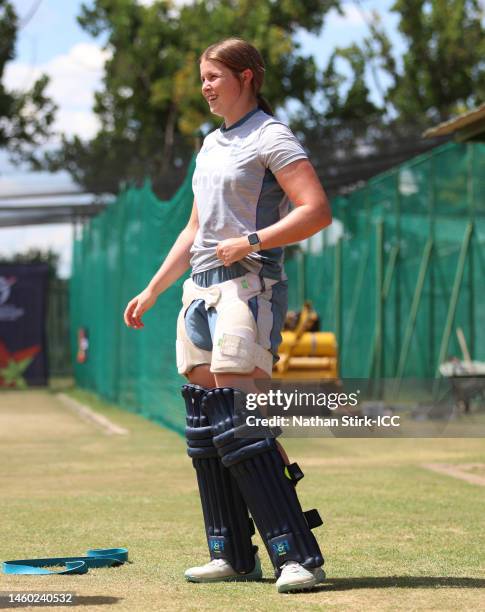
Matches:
[247,232,262,252]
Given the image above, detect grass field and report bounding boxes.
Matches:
[1,386,485,611]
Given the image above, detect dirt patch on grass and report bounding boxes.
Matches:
[422,463,485,486]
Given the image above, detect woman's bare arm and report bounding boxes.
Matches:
[146,199,199,296]
[215,159,332,266]
[123,200,199,328]
[257,158,332,249]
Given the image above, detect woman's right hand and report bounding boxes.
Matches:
[123,288,158,329]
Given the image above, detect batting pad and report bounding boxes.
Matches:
[203,386,324,576]
[182,384,257,574]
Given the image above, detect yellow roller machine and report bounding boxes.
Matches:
[273,301,339,381]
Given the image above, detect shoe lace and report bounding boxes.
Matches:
[281,561,303,574]
[208,558,229,567]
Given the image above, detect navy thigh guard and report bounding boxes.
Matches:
[202,387,324,576]
[182,384,257,574]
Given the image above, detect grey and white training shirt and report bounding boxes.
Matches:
[190,107,308,281]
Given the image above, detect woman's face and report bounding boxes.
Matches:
[200,58,250,117]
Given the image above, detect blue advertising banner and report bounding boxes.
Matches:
[0,263,49,388]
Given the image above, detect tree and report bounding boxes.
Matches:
[291,0,485,195]
[45,0,340,198]
[0,0,56,168]
[384,0,485,123]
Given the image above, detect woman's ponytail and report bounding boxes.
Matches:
[256,92,274,116]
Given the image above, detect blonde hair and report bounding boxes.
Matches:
[200,38,274,116]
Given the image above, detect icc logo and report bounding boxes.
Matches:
[273,540,290,556]
[211,540,224,553]
[0,277,16,305]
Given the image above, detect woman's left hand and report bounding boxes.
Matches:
[216,237,251,266]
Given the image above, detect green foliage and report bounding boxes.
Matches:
[323,45,383,122]
[0,0,16,136]
[291,0,485,193]
[0,0,57,164]
[323,0,485,126]
[389,0,485,122]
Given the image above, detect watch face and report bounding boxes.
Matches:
[248,233,259,245]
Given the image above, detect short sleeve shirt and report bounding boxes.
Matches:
[190,107,308,280]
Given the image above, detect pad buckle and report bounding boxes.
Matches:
[304,509,323,529]
[284,462,304,485]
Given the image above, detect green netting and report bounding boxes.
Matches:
[70,158,195,435]
[70,141,485,430]
[307,141,485,383]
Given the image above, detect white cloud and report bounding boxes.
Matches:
[136,0,195,16]
[137,0,193,7]
[326,5,372,28]
[0,43,112,271]
[4,42,111,139]
[54,110,101,141]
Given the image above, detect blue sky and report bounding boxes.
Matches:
[11,0,98,64]
[1,0,403,276]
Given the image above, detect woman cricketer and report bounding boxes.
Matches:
[124,38,332,593]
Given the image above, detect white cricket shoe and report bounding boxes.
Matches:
[276,560,326,593]
[184,553,262,583]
